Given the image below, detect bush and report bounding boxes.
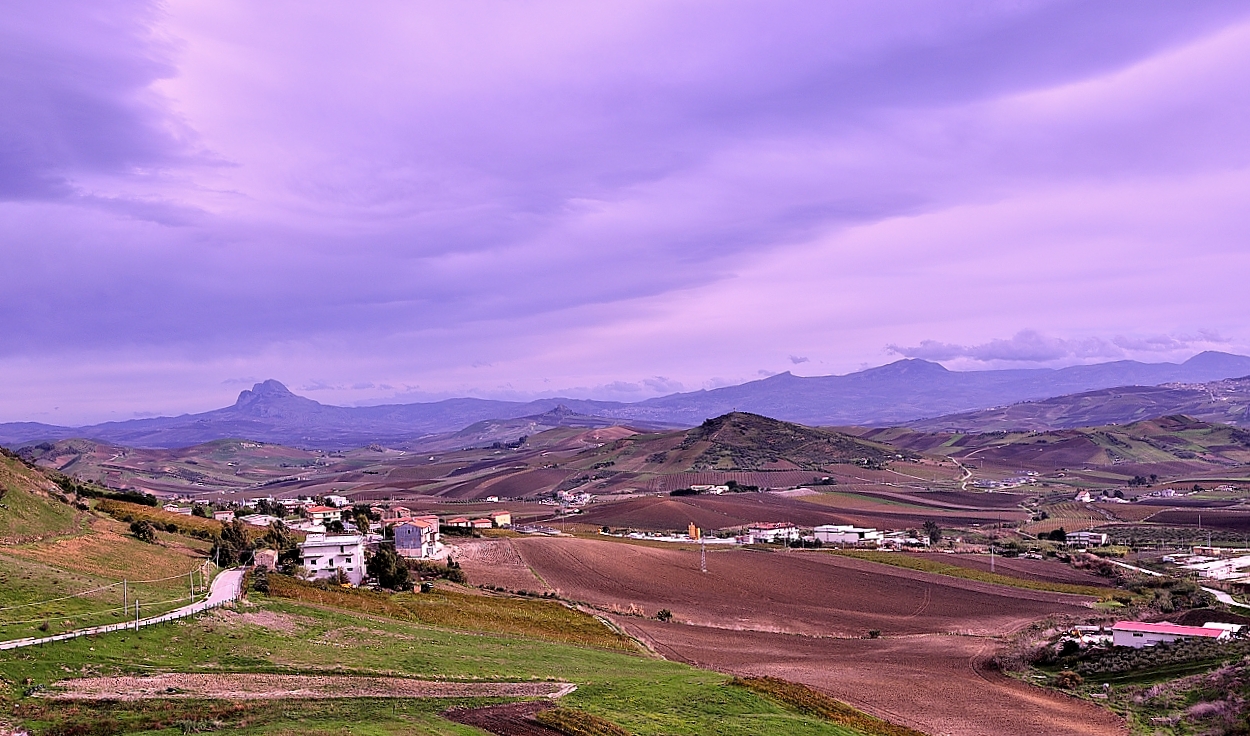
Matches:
[130,520,158,544]
[656,609,673,622]
[367,548,410,590]
[1053,671,1083,689]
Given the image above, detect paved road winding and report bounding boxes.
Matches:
[0,568,244,651]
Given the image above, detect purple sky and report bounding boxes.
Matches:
[4,1,1250,424]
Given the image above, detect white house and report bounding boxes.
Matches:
[305,505,342,525]
[212,510,235,522]
[1067,531,1109,547]
[746,523,800,544]
[324,494,350,508]
[1074,490,1094,503]
[814,524,884,545]
[1111,621,1228,649]
[394,516,441,559]
[298,533,366,585]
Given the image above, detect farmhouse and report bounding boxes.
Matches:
[1111,621,1229,649]
[746,522,800,544]
[298,532,366,585]
[445,517,471,528]
[383,506,413,521]
[1067,531,1109,547]
[305,505,342,525]
[163,504,192,516]
[394,516,441,559]
[237,513,282,528]
[1074,490,1094,503]
[324,494,350,508]
[814,524,884,546]
[212,510,235,522]
[489,510,512,528]
[470,518,494,529]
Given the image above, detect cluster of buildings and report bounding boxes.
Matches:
[291,505,514,586]
[1163,550,1250,590]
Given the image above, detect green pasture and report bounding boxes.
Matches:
[3,594,871,736]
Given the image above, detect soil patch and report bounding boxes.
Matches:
[451,539,551,593]
[444,701,562,736]
[44,674,573,701]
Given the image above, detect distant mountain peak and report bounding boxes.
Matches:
[233,379,308,413]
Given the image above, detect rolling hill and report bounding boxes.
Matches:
[905,376,1250,432]
[3,351,1250,450]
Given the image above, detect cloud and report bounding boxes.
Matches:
[788,355,810,364]
[887,330,1234,364]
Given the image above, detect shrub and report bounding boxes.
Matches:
[130,520,158,544]
[1053,671,1083,689]
[656,609,673,622]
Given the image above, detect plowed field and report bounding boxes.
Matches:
[514,538,1091,638]
[495,536,1121,736]
[614,620,1125,736]
[577,491,1024,532]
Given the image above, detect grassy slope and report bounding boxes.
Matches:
[0,453,79,541]
[4,594,868,736]
[831,550,1116,598]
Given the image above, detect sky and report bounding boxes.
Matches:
[4,1,1250,425]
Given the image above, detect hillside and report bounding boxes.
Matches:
[853,416,1250,477]
[570,412,909,479]
[905,376,1250,432]
[5,352,1250,450]
[0,448,79,542]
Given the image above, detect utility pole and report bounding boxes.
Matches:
[189,571,195,603]
[700,536,707,574]
[123,579,128,616]
[134,600,140,632]
[990,541,995,574]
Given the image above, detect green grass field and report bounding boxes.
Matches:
[3,593,875,735]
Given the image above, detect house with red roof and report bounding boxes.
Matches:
[1111,621,1229,649]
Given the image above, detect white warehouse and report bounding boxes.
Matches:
[1111,621,1229,649]
[814,524,884,546]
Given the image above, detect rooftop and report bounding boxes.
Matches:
[1112,621,1224,638]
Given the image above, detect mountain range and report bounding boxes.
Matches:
[3,351,1250,449]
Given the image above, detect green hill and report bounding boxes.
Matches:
[0,448,79,542]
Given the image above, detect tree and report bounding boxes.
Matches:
[260,520,294,551]
[923,520,941,545]
[366,548,410,590]
[656,609,673,622]
[210,519,253,566]
[192,504,210,518]
[130,520,158,544]
[327,520,345,533]
[352,511,372,534]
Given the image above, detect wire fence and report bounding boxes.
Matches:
[0,561,216,640]
[0,570,242,651]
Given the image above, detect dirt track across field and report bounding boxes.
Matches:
[444,701,562,736]
[44,673,574,701]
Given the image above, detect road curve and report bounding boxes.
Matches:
[0,568,244,651]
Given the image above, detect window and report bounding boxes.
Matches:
[1133,633,1143,638]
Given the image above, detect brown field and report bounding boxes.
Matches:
[615,620,1124,736]
[489,536,1118,736]
[1146,509,1250,532]
[513,537,1092,638]
[577,491,1024,533]
[451,539,550,592]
